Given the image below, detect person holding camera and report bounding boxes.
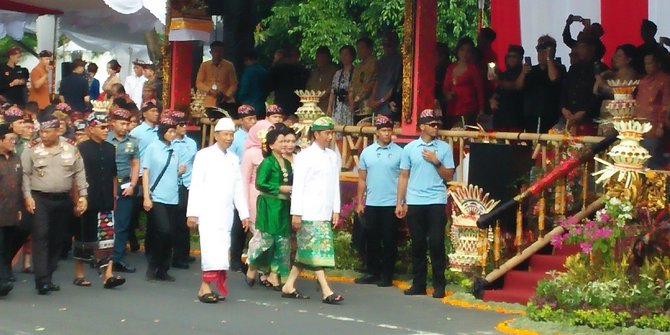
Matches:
[327,45,356,126]
[563,14,606,61]
[29,50,53,109]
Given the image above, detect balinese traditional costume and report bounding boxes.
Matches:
[290,117,340,268]
[187,118,250,297]
[247,155,292,278]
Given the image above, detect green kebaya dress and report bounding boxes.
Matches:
[247,155,292,278]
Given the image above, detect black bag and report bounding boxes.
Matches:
[178,184,189,211]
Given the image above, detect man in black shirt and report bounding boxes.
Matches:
[267,46,309,116]
[561,33,605,135]
[75,111,125,289]
[0,47,29,107]
[59,59,89,113]
[517,35,566,133]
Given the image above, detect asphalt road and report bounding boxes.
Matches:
[1,254,507,335]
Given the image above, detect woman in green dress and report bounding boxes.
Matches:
[246,128,292,288]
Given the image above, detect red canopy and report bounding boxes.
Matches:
[0,0,62,15]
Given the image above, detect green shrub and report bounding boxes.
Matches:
[571,309,630,331]
[633,314,670,332]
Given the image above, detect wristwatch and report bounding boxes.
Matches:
[433,161,442,168]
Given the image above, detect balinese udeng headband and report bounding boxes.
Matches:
[374,114,394,129]
[311,116,335,131]
[110,108,132,121]
[237,104,256,117]
[40,117,61,129]
[417,109,439,125]
[55,102,72,114]
[86,111,109,127]
[266,104,284,116]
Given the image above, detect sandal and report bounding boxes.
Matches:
[281,290,310,299]
[322,293,344,305]
[73,277,92,287]
[103,276,126,289]
[260,279,274,288]
[198,293,219,304]
[245,276,256,288]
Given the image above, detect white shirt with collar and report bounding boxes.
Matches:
[124,74,147,106]
[290,142,340,221]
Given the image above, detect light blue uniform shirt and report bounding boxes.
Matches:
[400,138,455,205]
[129,122,158,176]
[230,128,248,163]
[172,135,198,189]
[358,141,402,206]
[142,141,179,205]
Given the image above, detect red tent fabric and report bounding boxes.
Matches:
[0,0,63,15]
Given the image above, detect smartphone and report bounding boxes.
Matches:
[524,57,532,66]
[582,18,591,26]
[660,36,670,45]
[555,57,562,64]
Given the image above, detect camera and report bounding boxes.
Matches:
[334,88,349,103]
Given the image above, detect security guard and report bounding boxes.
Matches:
[106,108,139,273]
[21,115,88,295]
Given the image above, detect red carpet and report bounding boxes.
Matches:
[482,243,580,305]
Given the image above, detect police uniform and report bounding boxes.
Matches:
[21,136,88,291]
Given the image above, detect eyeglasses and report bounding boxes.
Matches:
[425,123,440,128]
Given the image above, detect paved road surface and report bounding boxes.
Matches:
[1,254,507,335]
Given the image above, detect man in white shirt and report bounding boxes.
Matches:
[124,60,148,106]
[187,118,250,304]
[281,116,344,304]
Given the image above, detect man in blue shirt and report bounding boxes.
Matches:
[106,108,140,273]
[355,115,402,287]
[228,104,256,273]
[170,110,198,269]
[229,104,257,160]
[396,109,455,298]
[142,115,180,281]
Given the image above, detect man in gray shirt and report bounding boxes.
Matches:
[369,32,403,120]
[22,115,88,295]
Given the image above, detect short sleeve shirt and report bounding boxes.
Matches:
[106,133,139,180]
[399,138,455,205]
[358,141,402,206]
[129,122,158,176]
[172,135,198,188]
[142,141,179,205]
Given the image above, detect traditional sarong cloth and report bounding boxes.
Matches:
[73,210,115,263]
[247,231,290,277]
[295,220,335,268]
[202,270,228,297]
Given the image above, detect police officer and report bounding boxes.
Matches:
[170,110,197,269]
[22,115,88,295]
[396,109,455,299]
[107,108,139,273]
[354,115,402,287]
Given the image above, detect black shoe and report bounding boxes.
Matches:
[0,282,13,296]
[171,261,189,270]
[146,268,158,281]
[432,287,446,299]
[7,273,15,283]
[354,274,380,284]
[113,261,137,273]
[47,283,60,291]
[403,286,426,296]
[36,284,51,295]
[377,279,393,287]
[156,272,176,282]
[187,256,196,263]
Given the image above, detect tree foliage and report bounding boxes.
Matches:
[256,0,488,66]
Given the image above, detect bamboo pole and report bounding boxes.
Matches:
[483,196,606,284]
[332,125,605,144]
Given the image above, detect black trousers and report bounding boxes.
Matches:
[147,202,177,274]
[173,186,190,263]
[7,215,31,272]
[406,204,447,289]
[363,206,399,280]
[0,226,16,283]
[32,192,71,286]
[229,209,246,270]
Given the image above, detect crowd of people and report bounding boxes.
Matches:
[0,14,669,303]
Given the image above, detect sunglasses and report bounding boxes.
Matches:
[425,122,440,128]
